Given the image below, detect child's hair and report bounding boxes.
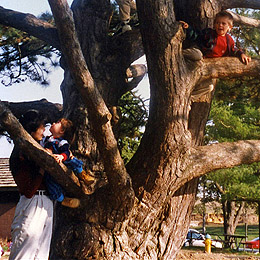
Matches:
[20,109,46,134]
[59,118,74,143]
[214,11,234,27]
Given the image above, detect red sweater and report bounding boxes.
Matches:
[186,27,243,58]
[9,147,46,198]
[204,34,229,58]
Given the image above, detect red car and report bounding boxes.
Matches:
[245,237,259,249]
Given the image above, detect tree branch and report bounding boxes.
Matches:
[125,64,147,92]
[229,11,260,28]
[189,140,260,180]
[125,75,146,92]
[0,101,85,198]
[126,64,147,78]
[48,0,135,207]
[0,99,62,134]
[200,57,260,81]
[215,182,225,194]
[0,6,60,49]
[220,0,260,9]
[2,99,62,121]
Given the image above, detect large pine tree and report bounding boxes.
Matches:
[1,0,260,259]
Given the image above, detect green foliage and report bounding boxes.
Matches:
[205,83,260,201]
[206,99,260,143]
[214,78,260,106]
[0,12,60,86]
[207,163,260,201]
[232,9,260,58]
[117,91,148,163]
[118,136,141,164]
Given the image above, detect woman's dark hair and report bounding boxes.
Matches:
[19,109,47,134]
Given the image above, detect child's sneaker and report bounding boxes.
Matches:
[78,170,95,185]
[61,197,80,208]
[114,20,132,36]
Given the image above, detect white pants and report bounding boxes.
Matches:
[9,194,53,260]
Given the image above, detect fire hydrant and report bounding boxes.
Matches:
[205,234,212,254]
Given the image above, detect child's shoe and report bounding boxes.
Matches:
[78,170,95,185]
[61,197,80,208]
[114,20,132,36]
[122,22,132,33]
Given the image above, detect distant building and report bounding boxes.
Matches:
[0,158,19,239]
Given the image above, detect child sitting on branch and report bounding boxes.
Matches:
[180,11,251,102]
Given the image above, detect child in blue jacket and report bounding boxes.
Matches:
[42,118,95,208]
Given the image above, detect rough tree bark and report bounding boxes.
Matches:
[1,0,260,259]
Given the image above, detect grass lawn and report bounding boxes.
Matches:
[202,224,259,241]
[184,224,260,257]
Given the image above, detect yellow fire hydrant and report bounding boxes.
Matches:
[205,234,212,253]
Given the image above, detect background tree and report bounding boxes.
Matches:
[2,0,260,259]
[206,164,260,240]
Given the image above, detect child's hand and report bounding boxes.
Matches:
[180,21,189,29]
[53,154,64,164]
[241,54,251,65]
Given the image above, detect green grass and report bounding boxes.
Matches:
[183,225,260,257]
[195,224,259,241]
[206,222,259,240]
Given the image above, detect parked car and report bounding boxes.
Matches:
[184,229,223,248]
[245,237,259,249]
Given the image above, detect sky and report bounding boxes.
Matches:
[0,0,149,157]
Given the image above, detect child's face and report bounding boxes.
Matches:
[50,121,64,137]
[214,16,232,36]
[31,124,45,141]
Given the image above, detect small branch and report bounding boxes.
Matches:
[126,64,147,78]
[215,182,225,194]
[125,64,147,92]
[15,44,22,78]
[130,91,148,114]
[126,75,146,92]
[0,6,60,49]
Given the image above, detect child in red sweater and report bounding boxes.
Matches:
[180,11,251,102]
